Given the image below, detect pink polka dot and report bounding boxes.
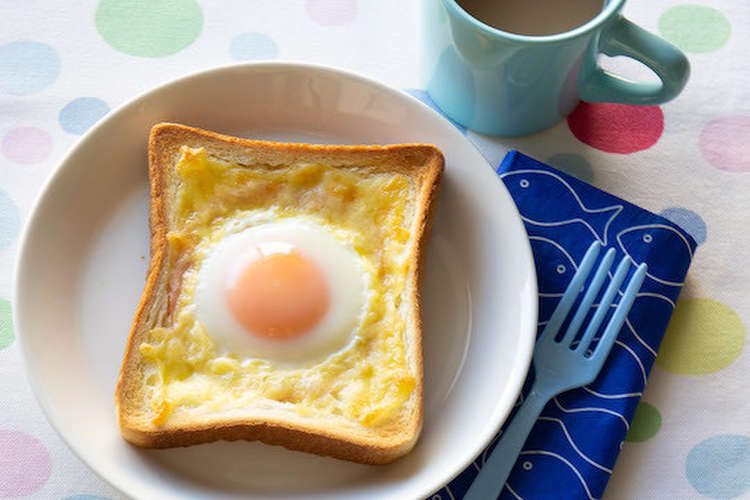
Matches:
[567,102,664,154]
[2,127,52,164]
[0,430,52,496]
[699,115,750,172]
[306,0,357,26]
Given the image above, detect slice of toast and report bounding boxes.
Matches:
[115,123,443,464]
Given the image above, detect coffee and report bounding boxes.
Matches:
[456,0,604,36]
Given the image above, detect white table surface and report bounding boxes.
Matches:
[0,1,747,499]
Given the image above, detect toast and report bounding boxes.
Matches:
[115,123,443,464]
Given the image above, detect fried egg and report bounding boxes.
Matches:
[195,219,368,364]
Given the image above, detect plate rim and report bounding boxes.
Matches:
[13,61,537,499]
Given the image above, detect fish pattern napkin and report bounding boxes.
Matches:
[432,151,697,500]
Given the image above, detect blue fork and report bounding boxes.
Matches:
[464,241,647,500]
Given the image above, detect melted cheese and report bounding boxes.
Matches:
[139,147,417,428]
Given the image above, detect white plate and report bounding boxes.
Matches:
[14,63,537,500]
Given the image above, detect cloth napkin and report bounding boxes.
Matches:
[433,151,697,500]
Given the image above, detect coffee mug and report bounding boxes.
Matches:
[421,0,690,136]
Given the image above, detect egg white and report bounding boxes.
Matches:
[195,217,369,365]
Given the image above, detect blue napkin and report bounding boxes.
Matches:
[431,151,697,500]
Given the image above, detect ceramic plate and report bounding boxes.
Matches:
[14,63,537,500]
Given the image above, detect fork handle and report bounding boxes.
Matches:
[464,383,552,500]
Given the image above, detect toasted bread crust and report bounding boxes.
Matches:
[115,123,443,464]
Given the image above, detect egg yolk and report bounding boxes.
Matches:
[226,247,330,340]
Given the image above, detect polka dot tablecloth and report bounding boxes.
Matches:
[0,1,747,499]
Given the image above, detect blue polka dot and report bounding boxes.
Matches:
[686,435,749,499]
[0,41,60,96]
[59,97,110,135]
[229,33,278,61]
[62,495,112,500]
[546,153,595,183]
[0,189,20,252]
[405,89,467,135]
[659,207,707,245]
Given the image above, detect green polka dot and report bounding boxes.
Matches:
[96,0,203,57]
[657,298,745,375]
[0,299,13,350]
[625,402,662,442]
[659,4,730,53]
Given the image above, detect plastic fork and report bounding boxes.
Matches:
[464,241,647,500]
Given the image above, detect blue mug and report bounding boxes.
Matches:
[421,0,690,136]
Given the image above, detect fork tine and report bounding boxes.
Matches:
[538,241,600,344]
[589,262,648,361]
[574,254,631,352]
[560,248,616,346]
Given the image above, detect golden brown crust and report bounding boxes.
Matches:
[114,122,444,464]
[120,416,413,465]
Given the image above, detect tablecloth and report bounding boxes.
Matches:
[0,1,747,499]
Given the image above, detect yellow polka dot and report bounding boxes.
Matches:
[657,298,745,375]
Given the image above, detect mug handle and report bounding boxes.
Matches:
[578,16,690,105]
